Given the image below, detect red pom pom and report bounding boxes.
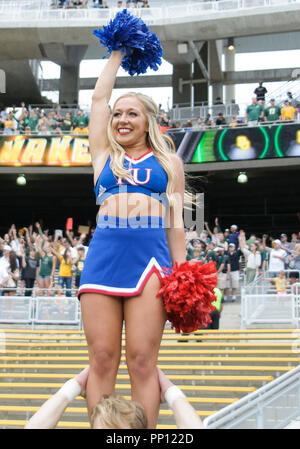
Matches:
[157,261,218,333]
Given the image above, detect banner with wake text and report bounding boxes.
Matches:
[0,123,300,166]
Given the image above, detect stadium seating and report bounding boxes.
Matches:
[0,327,299,428]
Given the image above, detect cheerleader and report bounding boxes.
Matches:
[78,49,186,428]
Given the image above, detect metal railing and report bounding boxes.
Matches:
[0,295,81,328]
[169,103,300,123]
[0,0,300,24]
[203,364,300,429]
[241,280,300,328]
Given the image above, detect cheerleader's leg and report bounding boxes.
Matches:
[124,273,167,429]
[80,293,123,424]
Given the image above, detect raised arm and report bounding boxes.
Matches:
[66,230,75,247]
[204,221,213,238]
[89,51,124,173]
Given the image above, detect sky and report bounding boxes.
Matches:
[41,48,300,113]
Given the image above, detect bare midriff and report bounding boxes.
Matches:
[98,193,165,218]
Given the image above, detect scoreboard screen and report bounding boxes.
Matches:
[168,123,300,164]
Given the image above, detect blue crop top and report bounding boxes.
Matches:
[94,149,169,207]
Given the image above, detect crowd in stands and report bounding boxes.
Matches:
[166,90,300,131]
[1,84,299,136]
[1,219,300,300]
[0,103,90,136]
[0,222,93,297]
[50,0,150,9]
[185,218,300,302]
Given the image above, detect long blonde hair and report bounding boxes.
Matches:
[91,394,148,429]
[107,92,178,208]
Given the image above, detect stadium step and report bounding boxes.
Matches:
[0,328,299,429]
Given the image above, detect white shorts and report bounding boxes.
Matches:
[218,272,229,290]
[229,270,240,289]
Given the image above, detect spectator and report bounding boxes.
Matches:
[73,246,86,288]
[205,287,223,330]
[288,243,300,286]
[264,99,281,123]
[194,117,204,131]
[239,232,261,284]
[117,1,123,7]
[228,224,239,248]
[50,244,73,297]
[0,105,8,121]
[20,246,39,297]
[245,97,264,126]
[190,247,205,263]
[24,126,32,136]
[182,120,193,131]
[64,1,76,8]
[230,99,240,117]
[27,110,39,133]
[263,270,288,295]
[158,110,169,127]
[93,0,103,7]
[213,97,223,105]
[280,233,293,254]
[254,81,267,102]
[72,123,89,135]
[185,225,198,244]
[60,112,73,132]
[262,237,286,277]
[224,228,230,243]
[36,240,57,296]
[199,230,210,245]
[280,100,295,122]
[215,113,226,126]
[3,112,15,135]
[73,0,88,7]
[212,247,226,291]
[0,248,19,296]
[39,125,51,135]
[217,248,230,302]
[229,117,238,128]
[204,114,212,128]
[227,243,242,302]
[73,109,89,128]
[257,238,268,273]
[48,110,59,130]
[286,92,298,108]
[37,113,51,133]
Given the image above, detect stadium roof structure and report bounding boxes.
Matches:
[0,0,300,105]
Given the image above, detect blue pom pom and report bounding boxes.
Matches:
[93,9,163,76]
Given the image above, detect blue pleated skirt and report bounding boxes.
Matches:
[78,216,172,298]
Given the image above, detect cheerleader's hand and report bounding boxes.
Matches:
[157,367,174,403]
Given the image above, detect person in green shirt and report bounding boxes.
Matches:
[36,241,57,296]
[206,246,217,263]
[73,109,89,128]
[189,247,206,263]
[27,110,39,132]
[245,97,264,125]
[61,111,73,132]
[264,99,281,123]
